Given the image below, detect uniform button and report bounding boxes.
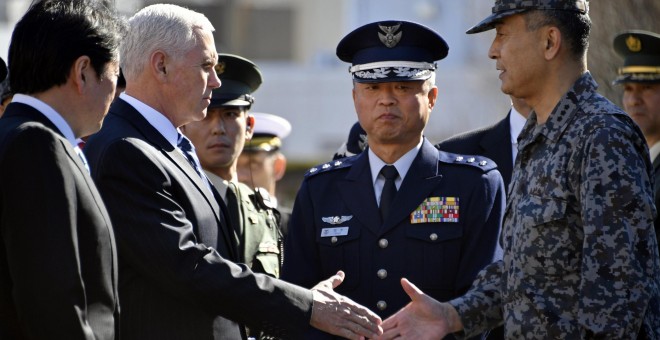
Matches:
[378,238,389,248]
[331,236,338,244]
[377,269,388,279]
[429,233,438,241]
[377,300,387,311]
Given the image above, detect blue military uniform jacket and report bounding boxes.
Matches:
[283,138,505,337]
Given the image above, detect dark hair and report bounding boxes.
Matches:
[524,9,591,60]
[8,0,126,94]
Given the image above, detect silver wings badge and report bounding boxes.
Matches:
[322,215,353,225]
[378,23,402,48]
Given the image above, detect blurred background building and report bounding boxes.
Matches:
[0,0,658,205]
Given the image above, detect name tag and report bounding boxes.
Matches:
[321,227,349,237]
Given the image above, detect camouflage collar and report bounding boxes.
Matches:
[519,72,597,146]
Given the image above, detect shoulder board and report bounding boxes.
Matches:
[305,156,356,177]
[438,151,497,172]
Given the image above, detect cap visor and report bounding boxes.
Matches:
[466,9,526,34]
[209,98,251,108]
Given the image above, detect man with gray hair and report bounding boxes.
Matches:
[84,4,382,340]
[378,1,660,338]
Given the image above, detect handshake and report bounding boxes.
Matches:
[310,273,460,340]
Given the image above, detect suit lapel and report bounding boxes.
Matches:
[111,100,221,217]
[337,152,382,236]
[4,103,92,177]
[110,100,236,257]
[381,140,443,234]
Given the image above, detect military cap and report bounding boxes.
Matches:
[466,0,589,34]
[210,53,262,108]
[613,30,660,84]
[0,56,6,83]
[336,20,448,83]
[332,121,367,160]
[0,57,9,102]
[244,112,291,153]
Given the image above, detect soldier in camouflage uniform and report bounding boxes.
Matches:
[377,1,660,339]
[182,54,282,279]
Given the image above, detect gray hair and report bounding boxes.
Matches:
[121,4,215,81]
[424,71,436,92]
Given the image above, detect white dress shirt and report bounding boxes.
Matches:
[369,138,423,206]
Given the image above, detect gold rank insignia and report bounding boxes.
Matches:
[626,35,642,52]
[410,197,459,224]
[214,61,226,75]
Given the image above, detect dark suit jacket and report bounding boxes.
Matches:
[436,114,514,340]
[436,112,514,190]
[654,156,660,248]
[0,103,119,339]
[283,139,505,338]
[84,98,313,340]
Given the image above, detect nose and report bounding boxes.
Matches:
[378,87,397,106]
[624,90,642,110]
[488,39,498,60]
[209,69,221,89]
[211,115,226,135]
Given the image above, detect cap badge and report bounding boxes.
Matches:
[215,61,226,75]
[378,23,402,48]
[626,35,642,52]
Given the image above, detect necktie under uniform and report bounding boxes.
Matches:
[379,165,398,221]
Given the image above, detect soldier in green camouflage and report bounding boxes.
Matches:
[181,54,283,279]
[377,1,660,339]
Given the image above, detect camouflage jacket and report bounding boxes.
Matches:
[206,173,283,278]
[451,72,660,339]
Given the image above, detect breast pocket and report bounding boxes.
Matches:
[405,224,463,290]
[514,195,579,277]
[316,225,361,290]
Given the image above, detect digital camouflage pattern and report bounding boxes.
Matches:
[491,0,588,13]
[467,0,589,34]
[450,72,660,338]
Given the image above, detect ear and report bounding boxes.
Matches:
[543,26,562,60]
[273,153,287,181]
[150,50,169,81]
[71,55,92,94]
[245,114,255,140]
[427,86,438,110]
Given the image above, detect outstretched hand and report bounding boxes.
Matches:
[310,271,383,340]
[377,278,461,340]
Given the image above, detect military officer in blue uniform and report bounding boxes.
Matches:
[281,20,506,339]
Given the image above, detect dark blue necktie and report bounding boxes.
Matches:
[379,165,398,221]
[74,146,90,173]
[177,133,214,194]
[177,133,203,177]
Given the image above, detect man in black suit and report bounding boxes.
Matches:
[84,4,382,340]
[0,1,125,339]
[436,96,530,190]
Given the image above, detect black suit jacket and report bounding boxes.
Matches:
[435,114,513,340]
[84,98,313,340]
[0,103,119,339]
[653,156,660,248]
[436,112,514,190]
